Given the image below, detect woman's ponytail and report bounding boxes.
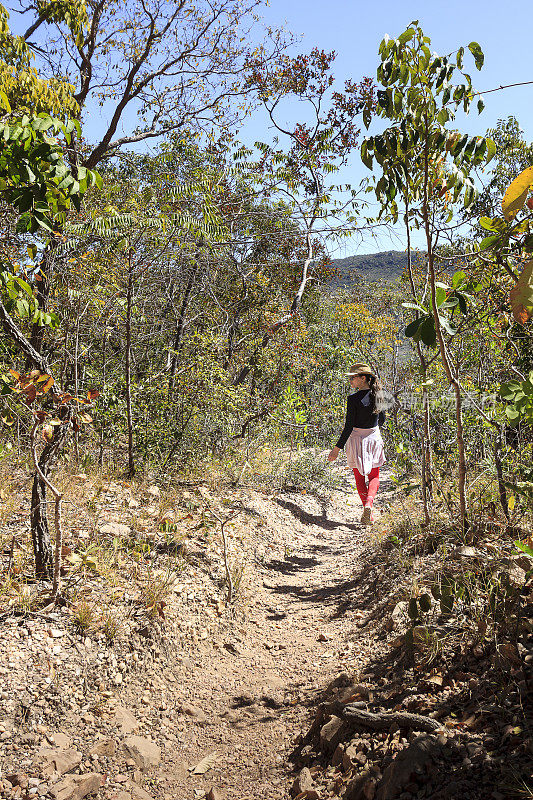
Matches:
[367,375,381,413]
[369,375,395,413]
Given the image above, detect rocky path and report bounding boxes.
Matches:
[0,467,397,800]
[148,472,395,799]
[2,465,530,800]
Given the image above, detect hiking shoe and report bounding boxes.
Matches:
[361,507,373,526]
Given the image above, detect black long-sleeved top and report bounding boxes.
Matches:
[335,389,385,449]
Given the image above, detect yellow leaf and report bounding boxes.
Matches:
[502,166,533,221]
[509,259,533,324]
[508,496,516,512]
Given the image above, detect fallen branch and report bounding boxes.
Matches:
[342,705,442,733]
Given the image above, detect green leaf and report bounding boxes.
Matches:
[435,286,447,307]
[408,598,419,620]
[398,28,415,45]
[452,270,467,288]
[468,42,484,70]
[361,140,373,170]
[33,210,54,232]
[515,540,533,559]
[480,234,501,251]
[439,315,457,336]
[0,90,11,114]
[405,317,422,337]
[419,317,437,347]
[419,593,432,613]
[457,293,468,314]
[485,138,496,164]
[14,276,32,296]
[479,216,497,231]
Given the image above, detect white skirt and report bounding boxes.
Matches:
[346,426,386,475]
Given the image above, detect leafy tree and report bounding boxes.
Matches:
[468,116,533,221]
[362,22,496,532]
[16,0,290,167]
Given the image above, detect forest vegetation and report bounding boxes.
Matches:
[0,3,532,798]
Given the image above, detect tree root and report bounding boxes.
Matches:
[342,704,442,733]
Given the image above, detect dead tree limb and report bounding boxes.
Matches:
[342,705,442,733]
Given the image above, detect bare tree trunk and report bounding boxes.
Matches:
[125,248,135,478]
[168,261,198,396]
[494,427,509,520]
[31,408,73,579]
[422,114,468,533]
[0,296,70,580]
[233,229,315,386]
[31,420,68,596]
[25,239,59,369]
[404,193,432,525]
[73,296,81,463]
[99,324,108,468]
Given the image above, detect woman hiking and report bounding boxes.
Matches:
[328,363,387,526]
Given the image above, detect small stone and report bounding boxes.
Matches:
[179,702,207,723]
[126,779,157,800]
[114,706,139,734]
[88,738,116,757]
[320,716,346,753]
[48,734,72,749]
[38,747,82,778]
[206,789,224,800]
[331,744,345,767]
[451,545,487,561]
[122,736,161,771]
[291,768,314,797]
[98,522,131,537]
[49,773,102,800]
[6,774,29,789]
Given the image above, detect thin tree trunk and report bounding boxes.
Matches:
[422,113,468,533]
[31,420,66,597]
[73,296,81,463]
[494,427,509,520]
[168,261,198,396]
[31,408,73,579]
[233,229,315,386]
[125,248,135,478]
[25,239,59,369]
[404,191,432,525]
[99,324,108,468]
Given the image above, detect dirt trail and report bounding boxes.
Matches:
[147,469,395,799]
[0,464,396,800]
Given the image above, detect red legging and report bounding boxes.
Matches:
[353,466,380,508]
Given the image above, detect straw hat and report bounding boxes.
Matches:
[345,362,376,378]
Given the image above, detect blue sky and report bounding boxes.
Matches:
[243,0,533,255]
[12,0,532,256]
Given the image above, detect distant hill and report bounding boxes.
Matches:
[327,250,413,287]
